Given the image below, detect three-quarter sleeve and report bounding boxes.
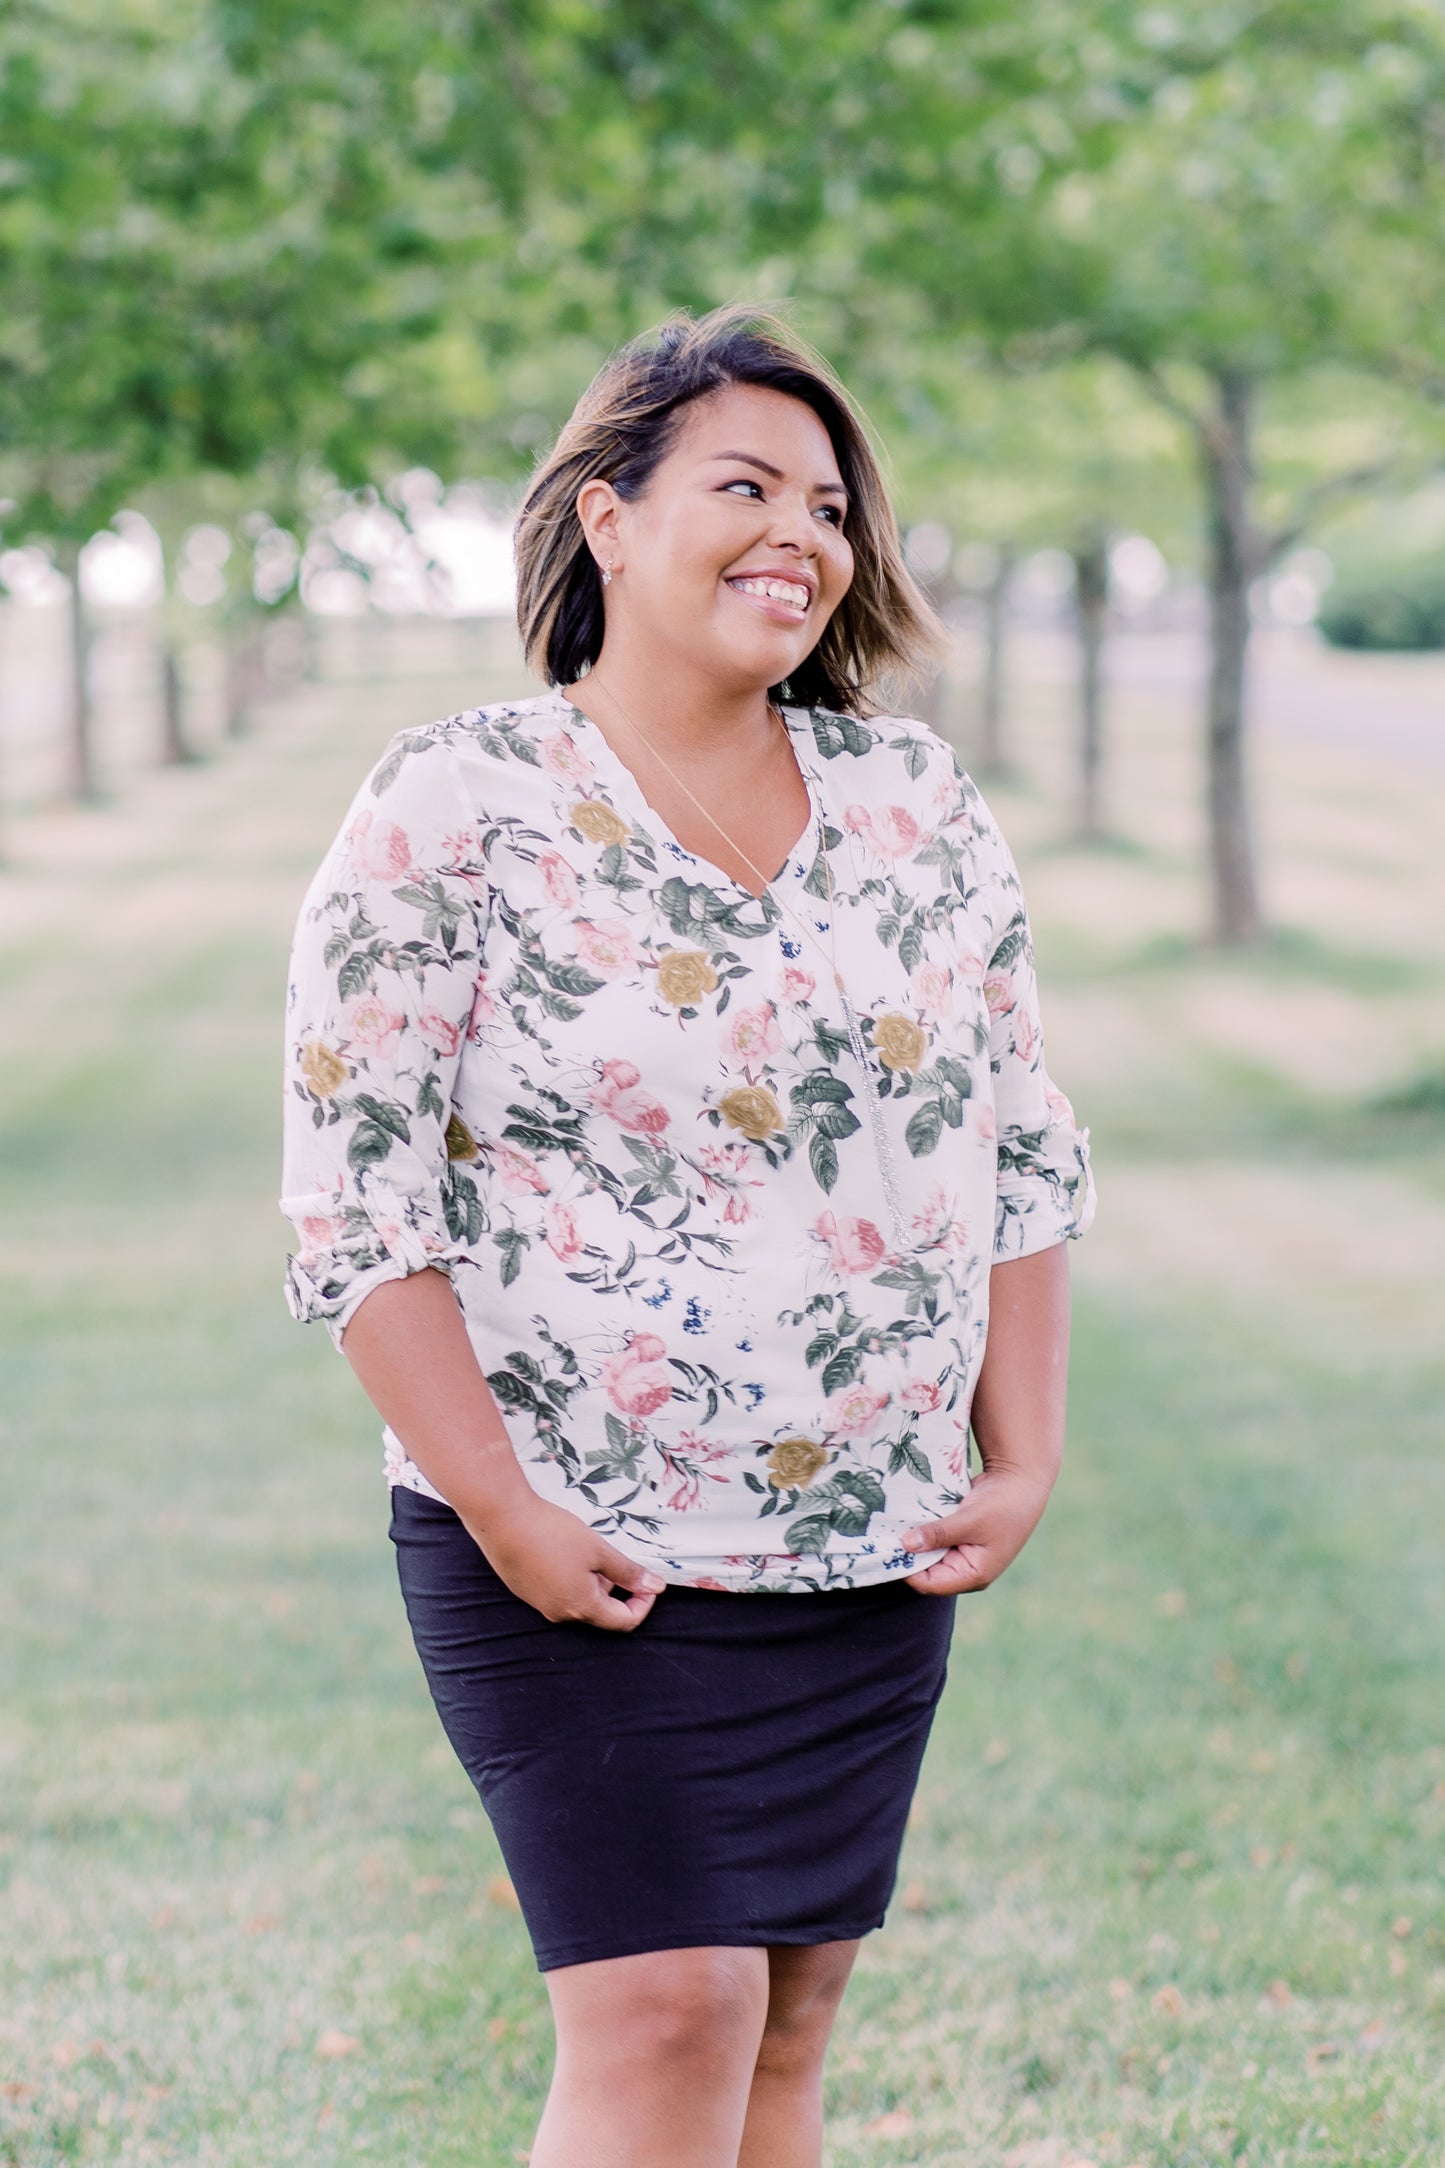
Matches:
[280,729,490,1346]
[952,773,1096,1263]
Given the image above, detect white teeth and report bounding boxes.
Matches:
[730,576,809,609]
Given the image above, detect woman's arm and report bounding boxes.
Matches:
[342,1269,665,1630]
[902,1239,1071,1595]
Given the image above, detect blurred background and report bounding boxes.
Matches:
[2,6,1443,2165]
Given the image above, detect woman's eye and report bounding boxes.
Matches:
[723,478,762,498]
[816,505,845,526]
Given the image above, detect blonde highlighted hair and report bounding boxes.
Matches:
[513,304,945,716]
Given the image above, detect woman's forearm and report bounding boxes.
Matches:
[339,1268,535,1525]
[969,1240,1072,1493]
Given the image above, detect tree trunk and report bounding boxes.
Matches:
[1073,533,1109,839]
[1199,371,1264,944]
[160,646,196,765]
[978,547,1016,774]
[55,541,97,801]
[225,622,264,737]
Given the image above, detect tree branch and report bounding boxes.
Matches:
[1262,457,1414,567]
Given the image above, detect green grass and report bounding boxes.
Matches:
[2,650,1443,2166]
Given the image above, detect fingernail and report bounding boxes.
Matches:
[641,1574,666,1594]
[901,1531,924,1550]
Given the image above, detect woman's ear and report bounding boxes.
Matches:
[574,478,623,576]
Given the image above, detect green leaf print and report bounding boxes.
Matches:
[442,1170,485,1244]
[543,958,607,998]
[336,949,379,1001]
[346,1122,396,1171]
[495,1227,527,1288]
[808,1131,839,1192]
[889,734,930,781]
[353,1093,411,1142]
[898,921,925,973]
[889,1435,933,1482]
[820,1344,864,1395]
[905,1099,944,1157]
[782,1513,834,1556]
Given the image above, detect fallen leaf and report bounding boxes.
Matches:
[51,2042,80,2070]
[411,1876,447,1896]
[152,1905,177,1931]
[1359,2019,1389,2052]
[314,2029,361,2060]
[1151,1983,1185,2017]
[983,1738,1010,1764]
[402,1932,423,1954]
[1108,1977,1132,2002]
[1248,1749,1275,1772]
[1156,1589,1188,1617]
[487,2017,508,2041]
[1250,1845,1274,1870]
[865,2109,914,2137]
[243,1914,280,1935]
[317,2103,335,2127]
[1305,2041,1340,2073]
[1265,1978,1293,2008]
[1,2083,35,2103]
[1391,1916,1413,1939]
[294,1770,320,1796]
[487,1875,521,1911]
[901,1881,930,1913]
[1389,1950,1408,1977]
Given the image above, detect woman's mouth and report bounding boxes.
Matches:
[725,575,811,623]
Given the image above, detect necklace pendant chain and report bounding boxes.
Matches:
[583,674,911,1253]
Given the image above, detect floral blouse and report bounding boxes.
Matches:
[280,689,1095,1592]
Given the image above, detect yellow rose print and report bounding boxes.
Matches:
[445,1113,481,1162]
[300,1041,347,1098]
[719,1084,784,1141]
[656,950,719,1006]
[570,800,632,848]
[766,1436,829,1490]
[872,1014,928,1072]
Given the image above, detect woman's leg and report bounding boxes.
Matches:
[738,1939,861,2168]
[531,1944,770,2168]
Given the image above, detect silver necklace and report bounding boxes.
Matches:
[581,675,910,1250]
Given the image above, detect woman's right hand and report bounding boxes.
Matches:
[465,1492,667,1631]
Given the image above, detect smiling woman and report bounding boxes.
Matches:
[279,303,1095,2168]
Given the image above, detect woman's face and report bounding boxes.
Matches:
[584,382,855,694]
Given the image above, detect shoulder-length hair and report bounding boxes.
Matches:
[513,303,946,717]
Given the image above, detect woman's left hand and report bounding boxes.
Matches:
[901,1467,1054,1596]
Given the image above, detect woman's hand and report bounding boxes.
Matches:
[467,1491,667,1631]
[901,1466,1054,1596]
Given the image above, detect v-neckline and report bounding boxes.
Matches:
[544,690,821,904]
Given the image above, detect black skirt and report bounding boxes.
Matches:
[389,1485,956,1973]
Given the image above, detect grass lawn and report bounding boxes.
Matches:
[2,625,1442,2166]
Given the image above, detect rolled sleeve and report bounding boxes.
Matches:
[957,777,1096,1264]
[279,728,490,1347]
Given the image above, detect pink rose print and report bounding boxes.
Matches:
[347,810,413,882]
[539,731,596,785]
[984,971,1016,1017]
[600,1332,674,1418]
[575,919,640,979]
[344,995,406,1051]
[660,1430,732,1513]
[299,1212,342,1262]
[495,1142,548,1195]
[590,1059,671,1136]
[467,975,497,1041]
[780,964,816,1005]
[1012,1006,1037,1061]
[544,1199,584,1261]
[826,1381,892,1437]
[944,1420,973,1482]
[696,1140,762,1225]
[1046,1085,1078,1125]
[910,1185,968,1254]
[418,1008,461,1057]
[956,947,986,986]
[813,1211,888,1275]
[901,1378,943,1414]
[726,1000,781,1063]
[909,959,952,1020]
[538,851,580,910]
[974,1100,997,1143]
[842,803,920,860]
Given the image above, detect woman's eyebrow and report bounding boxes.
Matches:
[704,450,848,497]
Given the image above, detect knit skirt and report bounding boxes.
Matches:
[389,1483,956,1973]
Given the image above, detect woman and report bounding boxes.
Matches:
[281,304,1095,2168]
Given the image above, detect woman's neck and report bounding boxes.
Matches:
[567,640,778,763]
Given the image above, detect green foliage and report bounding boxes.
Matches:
[1318,555,1445,650]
